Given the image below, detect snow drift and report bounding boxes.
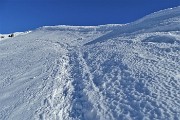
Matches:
[0,6,180,120]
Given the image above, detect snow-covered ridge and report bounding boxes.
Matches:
[42,24,123,28]
[39,24,124,33]
[135,6,180,23]
[37,5,180,40]
[126,6,180,32]
[0,31,31,41]
[0,7,180,120]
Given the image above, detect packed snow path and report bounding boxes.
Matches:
[0,7,180,120]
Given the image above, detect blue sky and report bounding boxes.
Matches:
[0,0,179,33]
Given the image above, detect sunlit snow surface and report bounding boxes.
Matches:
[0,7,180,120]
[0,31,31,41]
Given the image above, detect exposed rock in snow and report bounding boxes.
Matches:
[0,6,180,120]
[0,31,32,41]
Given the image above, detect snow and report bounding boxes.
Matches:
[0,31,31,41]
[0,6,180,120]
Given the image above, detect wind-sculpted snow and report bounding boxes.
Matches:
[0,7,180,120]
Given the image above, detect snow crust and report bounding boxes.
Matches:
[0,6,180,120]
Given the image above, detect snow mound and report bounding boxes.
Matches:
[142,35,179,44]
[0,6,180,120]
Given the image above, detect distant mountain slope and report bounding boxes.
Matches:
[0,31,31,41]
[0,6,179,120]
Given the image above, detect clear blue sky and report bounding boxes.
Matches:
[0,0,179,33]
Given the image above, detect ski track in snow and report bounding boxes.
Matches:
[0,6,180,120]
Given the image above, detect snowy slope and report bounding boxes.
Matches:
[0,31,31,41]
[0,6,180,120]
